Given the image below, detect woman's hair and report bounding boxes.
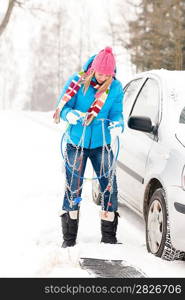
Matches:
[83,70,112,95]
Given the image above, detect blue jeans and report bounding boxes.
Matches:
[62,143,118,212]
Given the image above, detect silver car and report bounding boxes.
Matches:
[93,69,185,261]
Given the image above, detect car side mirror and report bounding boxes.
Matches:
[128,116,156,133]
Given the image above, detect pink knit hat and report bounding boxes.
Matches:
[91,46,116,76]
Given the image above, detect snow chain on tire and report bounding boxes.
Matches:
[160,188,185,261]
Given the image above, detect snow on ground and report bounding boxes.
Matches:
[0,111,185,278]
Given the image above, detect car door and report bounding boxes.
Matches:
[118,77,160,211]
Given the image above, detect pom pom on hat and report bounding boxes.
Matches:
[104,46,113,53]
[91,46,116,76]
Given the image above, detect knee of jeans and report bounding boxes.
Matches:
[103,201,118,212]
[62,203,80,211]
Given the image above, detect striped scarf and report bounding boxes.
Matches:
[53,71,111,126]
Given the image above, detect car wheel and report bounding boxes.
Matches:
[92,179,101,206]
[146,188,185,261]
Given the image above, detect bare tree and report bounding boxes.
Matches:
[0,0,25,37]
[103,0,128,49]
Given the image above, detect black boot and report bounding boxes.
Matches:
[61,211,79,248]
[101,212,119,244]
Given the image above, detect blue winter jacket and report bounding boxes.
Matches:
[59,56,124,149]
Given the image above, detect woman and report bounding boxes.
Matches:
[54,47,124,248]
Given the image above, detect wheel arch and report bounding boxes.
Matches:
[143,178,163,221]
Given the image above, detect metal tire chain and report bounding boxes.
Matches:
[63,119,118,211]
[160,188,185,261]
[161,210,184,261]
[99,119,118,212]
[64,125,87,208]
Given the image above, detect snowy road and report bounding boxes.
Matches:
[0,111,185,278]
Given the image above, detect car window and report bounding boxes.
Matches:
[179,107,185,124]
[124,78,144,104]
[130,78,160,124]
[123,78,145,119]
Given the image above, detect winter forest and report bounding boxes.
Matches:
[1,0,185,112]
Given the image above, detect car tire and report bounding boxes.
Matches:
[146,188,185,261]
[92,179,101,206]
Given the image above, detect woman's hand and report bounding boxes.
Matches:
[108,121,123,137]
[66,110,84,124]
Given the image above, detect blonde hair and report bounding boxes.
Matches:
[83,70,112,95]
